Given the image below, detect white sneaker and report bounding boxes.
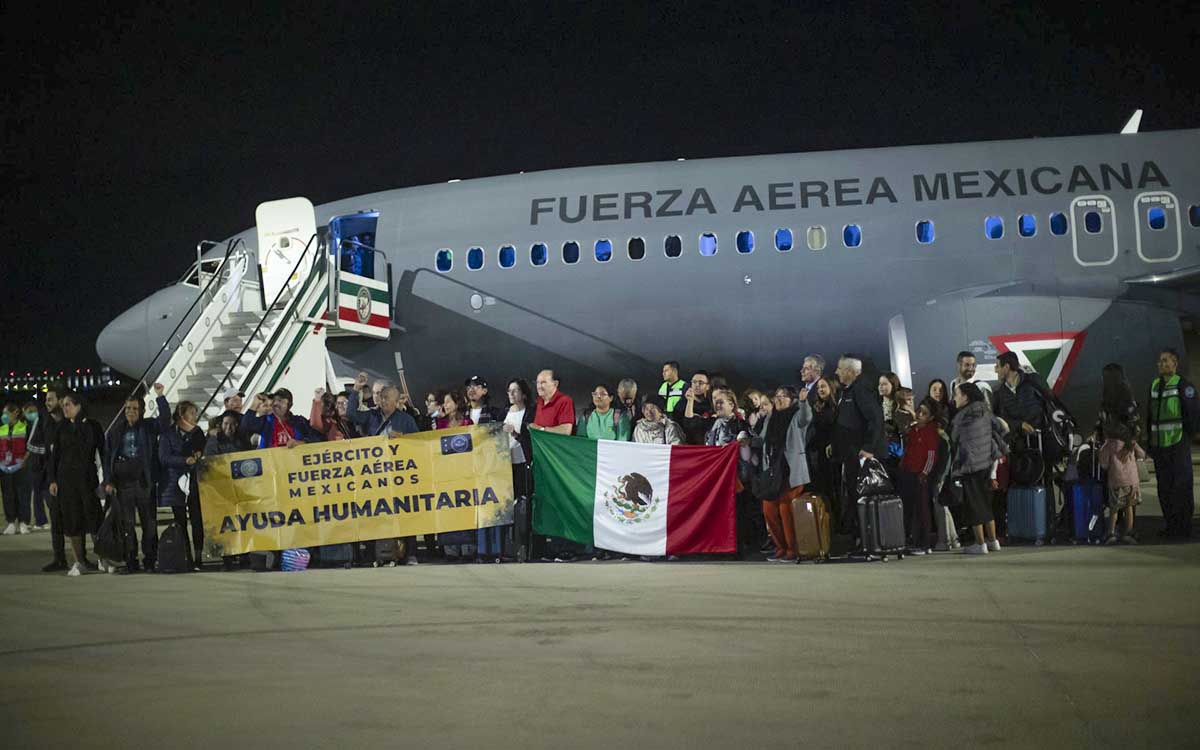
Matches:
[963,543,989,555]
[18,522,31,535]
[67,562,83,577]
[949,540,962,550]
[987,539,1002,552]
[34,524,49,532]
[1,523,15,536]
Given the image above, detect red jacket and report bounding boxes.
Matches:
[900,422,939,476]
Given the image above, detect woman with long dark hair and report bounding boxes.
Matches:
[1097,362,1139,443]
[502,378,536,560]
[927,379,951,413]
[311,389,358,441]
[807,377,839,500]
[436,391,473,429]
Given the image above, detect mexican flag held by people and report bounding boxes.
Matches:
[531,430,738,556]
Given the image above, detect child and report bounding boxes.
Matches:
[1098,433,1145,544]
[896,398,942,554]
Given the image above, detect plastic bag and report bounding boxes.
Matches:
[856,457,894,497]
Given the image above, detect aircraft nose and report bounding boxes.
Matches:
[97,299,155,378]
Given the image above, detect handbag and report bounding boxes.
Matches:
[938,477,964,508]
[750,450,786,501]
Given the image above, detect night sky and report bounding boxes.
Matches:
[3,3,1197,374]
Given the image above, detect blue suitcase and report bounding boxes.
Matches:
[1068,481,1105,543]
[1007,485,1049,543]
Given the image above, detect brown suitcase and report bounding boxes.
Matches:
[791,492,831,562]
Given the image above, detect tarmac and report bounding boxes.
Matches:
[1,483,1197,749]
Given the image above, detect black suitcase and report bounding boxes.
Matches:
[317,543,354,568]
[157,522,190,573]
[857,494,906,560]
[504,496,531,562]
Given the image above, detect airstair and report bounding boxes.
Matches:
[141,237,331,425]
[104,197,393,435]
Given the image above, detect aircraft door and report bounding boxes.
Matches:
[327,211,391,339]
[1070,195,1118,267]
[1134,192,1182,263]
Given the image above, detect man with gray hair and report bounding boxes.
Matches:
[617,378,642,430]
[833,355,884,541]
[799,354,827,406]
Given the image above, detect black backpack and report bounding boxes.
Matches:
[157,522,190,573]
[94,502,127,562]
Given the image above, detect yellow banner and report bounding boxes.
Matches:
[197,425,514,556]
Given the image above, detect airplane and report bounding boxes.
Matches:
[97,113,1200,432]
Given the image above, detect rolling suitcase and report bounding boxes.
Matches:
[504,496,531,561]
[1007,485,1049,543]
[857,494,906,560]
[1066,448,1105,543]
[791,492,831,562]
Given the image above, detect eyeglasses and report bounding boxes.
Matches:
[691,379,708,385]
[591,392,610,399]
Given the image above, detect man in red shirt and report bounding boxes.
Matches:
[532,369,575,435]
[530,369,581,561]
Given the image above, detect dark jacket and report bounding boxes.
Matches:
[833,376,885,459]
[809,401,837,458]
[205,432,247,456]
[346,390,419,437]
[506,405,536,463]
[469,403,505,426]
[993,371,1049,435]
[951,401,1008,477]
[240,410,323,448]
[103,417,159,487]
[47,416,103,488]
[672,395,715,445]
[26,407,59,482]
[156,396,206,507]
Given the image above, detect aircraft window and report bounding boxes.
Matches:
[985,216,1004,240]
[1147,206,1167,231]
[1050,212,1069,235]
[665,235,682,258]
[595,239,613,262]
[775,228,793,252]
[530,242,548,266]
[628,237,646,261]
[916,220,935,244]
[736,231,754,254]
[499,245,516,268]
[1190,205,1200,227]
[467,247,484,270]
[1019,214,1037,237]
[807,226,827,251]
[842,224,861,248]
[699,233,718,256]
[435,249,453,273]
[1084,211,1103,234]
[563,241,580,264]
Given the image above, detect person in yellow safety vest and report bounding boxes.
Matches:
[1147,348,1199,539]
[658,361,687,414]
[0,404,33,535]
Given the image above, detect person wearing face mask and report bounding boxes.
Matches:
[27,387,67,570]
[616,379,642,432]
[101,396,160,573]
[155,384,208,570]
[46,391,105,577]
[0,403,33,536]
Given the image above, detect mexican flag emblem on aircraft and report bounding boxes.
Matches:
[988,331,1087,395]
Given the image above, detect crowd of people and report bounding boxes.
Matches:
[0,345,1194,575]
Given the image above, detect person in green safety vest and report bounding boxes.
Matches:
[658,361,686,414]
[1147,348,1199,538]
